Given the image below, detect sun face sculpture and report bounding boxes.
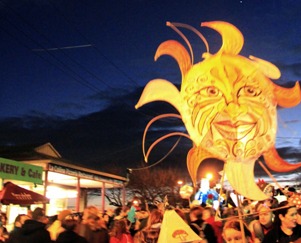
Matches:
[135,21,301,201]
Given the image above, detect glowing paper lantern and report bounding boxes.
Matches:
[136,21,301,201]
[179,185,194,199]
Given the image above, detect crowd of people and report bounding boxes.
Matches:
[0,184,300,243]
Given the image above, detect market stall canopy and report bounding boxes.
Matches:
[0,182,49,205]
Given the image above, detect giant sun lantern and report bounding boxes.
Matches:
[135,21,301,201]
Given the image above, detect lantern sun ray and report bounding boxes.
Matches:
[142,113,182,160]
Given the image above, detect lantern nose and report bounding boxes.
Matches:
[224,102,247,118]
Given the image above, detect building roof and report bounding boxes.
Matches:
[0,142,127,184]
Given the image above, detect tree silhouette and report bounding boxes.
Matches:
[126,167,189,206]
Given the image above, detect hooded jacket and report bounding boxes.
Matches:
[14,219,51,243]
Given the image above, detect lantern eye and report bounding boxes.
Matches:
[238,86,261,97]
[198,86,221,98]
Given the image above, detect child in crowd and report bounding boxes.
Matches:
[223,219,254,243]
[109,219,133,243]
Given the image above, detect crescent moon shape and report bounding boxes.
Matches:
[224,160,268,201]
[187,147,216,187]
[263,147,301,172]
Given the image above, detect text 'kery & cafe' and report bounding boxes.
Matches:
[0,157,43,185]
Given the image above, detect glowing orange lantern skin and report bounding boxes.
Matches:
[136,21,301,201]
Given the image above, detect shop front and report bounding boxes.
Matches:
[44,162,127,215]
[0,157,46,230]
[0,143,127,217]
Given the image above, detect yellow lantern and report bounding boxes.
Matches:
[136,21,301,201]
[179,185,194,199]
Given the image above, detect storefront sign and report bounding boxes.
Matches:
[0,158,43,185]
[48,163,115,183]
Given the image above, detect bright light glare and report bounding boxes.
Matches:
[206,173,213,180]
[177,180,183,185]
[46,186,77,199]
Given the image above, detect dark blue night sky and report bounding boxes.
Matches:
[0,0,300,182]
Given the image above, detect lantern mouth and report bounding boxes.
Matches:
[213,120,256,140]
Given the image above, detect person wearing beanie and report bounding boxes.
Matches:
[47,209,72,241]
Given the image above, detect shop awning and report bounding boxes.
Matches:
[0,182,49,205]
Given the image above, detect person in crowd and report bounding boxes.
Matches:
[76,205,99,234]
[76,206,109,243]
[0,213,9,242]
[56,214,88,243]
[11,207,51,243]
[7,214,31,243]
[134,209,162,243]
[48,209,72,241]
[222,206,237,219]
[257,180,279,211]
[109,219,133,243]
[257,180,275,199]
[202,206,223,243]
[293,208,301,243]
[103,209,115,230]
[249,200,276,242]
[262,200,301,243]
[127,199,141,236]
[133,203,149,232]
[241,199,256,226]
[113,207,128,222]
[223,218,254,243]
[189,206,217,243]
[97,215,109,231]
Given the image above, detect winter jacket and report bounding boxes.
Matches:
[6,227,21,243]
[189,219,217,243]
[56,230,88,243]
[262,224,301,243]
[205,216,223,243]
[9,219,51,243]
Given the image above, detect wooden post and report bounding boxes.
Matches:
[43,170,48,211]
[76,177,80,212]
[102,182,105,213]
